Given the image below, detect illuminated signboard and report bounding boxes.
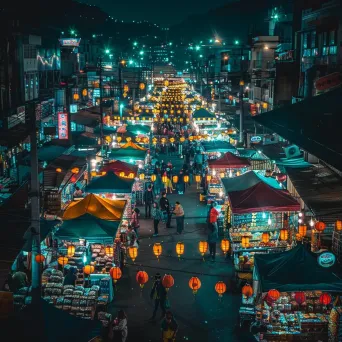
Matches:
[250,136,262,143]
[318,252,336,268]
[58,113,69,140]
[59,38,81,47]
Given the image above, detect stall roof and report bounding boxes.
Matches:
[208,152,250,169]
[228,181,300,214]
[201,140,236,153]
[193,108,216,119]
[85,171,134,194]
[237,149,269,160]
[108,147,146,161]
[100,160,138,175]
[126,124,151,135]
[72,131,98,146]
[22,145,67,164]
[121,141,147,151]
[71,110,100,128]
[63,193,126,220]
[254,244,342,292]
[222,171,281,192]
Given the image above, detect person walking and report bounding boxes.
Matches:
[151,202,162,237]
[110,309,128,341]
[144,184,154,218]
[160,192,172,228]
[161,311,178,342]
[154,173,162,197]
[177,170,185,194]
[130,208,140,238]
[208,208,219,262]
[150,273,167,320]
[173,201,185,234]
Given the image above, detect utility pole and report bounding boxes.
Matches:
[239,45,245,144]
[99,56,104,155]
[28,101,41,304]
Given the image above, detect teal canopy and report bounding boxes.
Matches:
[193,108,216,119]
[254,244,342,292]
[126,124,151,135]
[85,171,134,193]
[222,170,282,192]
[22,145,67,164]
[201,140,236,153]
[55,213,120,239]
[108,146,146,161]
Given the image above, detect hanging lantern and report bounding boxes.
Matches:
[215,281,227,297]
[220,239,230,254]
[117,136,122,143]
[162,175,168,183]
[105,246,114,257]
[295,233,302,241]
[206,175,212,182]
[83,265,95,275]
[126,137,132,142]
[183,175,189,183]
[82,89,87,96]
[139,83,145,90]
[261,232,270,243]
[136,270,149,288]
[123,84,129,92]
[128,246,138,262]
[153,243,162,260]
[57,256,68,266]
[169,137,175,143]
[67,245,76,257]
[139,173,145,180]
[280,229,288,241]
[298,225,307,237]
[73,93,80,101]
[172,175,178,184]
[119,171,125,177]
[135,137,141,143]
[180,137,185,143]
[164,80,169,87]
[276,174,287,182]
[198,241,208,256]
[241,236,250,248]
[195,175,201,183]
[56,168,62,173]
[109,267,122,283]
[175,242,185,259]
[161,137,166,144]
[319,293,332,306]
[336,220,342,231]
[128,173,135,179]
[35,254,45,263]
[242,284,253,297]
[151,174,157,182]
[162,274,174,291]
[268,289,280,301]
[315,221,326,232]
[189,277,201,294]
[189,136,194,141]
[294,292,306,305]
[220,172,225,178]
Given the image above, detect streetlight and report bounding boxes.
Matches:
[105,49,110,54]
[70,30,75,35]
[133,41,138,46]
[234,40,239,45]
[139,50,144,55]
[129,59,134,65]
[195,45,200,51]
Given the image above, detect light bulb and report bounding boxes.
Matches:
[229,171,233,178]
[219,190,223,197]
[268,218,272,225]
[299,212,303,217]
[212,170,216,176]
[83,255,87,263]
[262,212,266,219]
[309,219,314,227]
[138,164,143,169]
[298,218,302,224]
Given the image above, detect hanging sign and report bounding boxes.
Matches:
[59,38,81,47]
[318,252,335,268]
[315,72,342,91]
[250,136,262,143]
[58,112,69,140]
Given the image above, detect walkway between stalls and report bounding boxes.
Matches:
[108,152,254,342]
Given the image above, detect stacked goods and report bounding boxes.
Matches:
[13,286,32,311]
[90,244,113,273]
[236,254,254,271]
[90,277,110,308]
[329,307,342,342]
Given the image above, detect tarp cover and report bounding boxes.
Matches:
[254,244,342,292]
[108,146,146,160]
[85,171,134,194]
[222,171,281,192]
[63,193,126,220]
[121,141,147,151]
[100,160,138,175]
[208,152,251,169]
[201,140,236,152]
[228,182,300,214]
[193,108,216,119]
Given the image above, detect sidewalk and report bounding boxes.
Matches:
[108,153,254,341]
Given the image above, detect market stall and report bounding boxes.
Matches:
[252,245,342,341]
[201,141,237,160]
[107,145,147,164]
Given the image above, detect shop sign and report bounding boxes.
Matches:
[58,112,69,140]
[59,38,81,47]
[250,136,262,144]
[315,72,342,91]
[318,252,335,268]
[70,104,78,113]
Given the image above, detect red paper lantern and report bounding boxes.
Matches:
[109,267,122,283]
[319,293,332,305]
[268,289,280,301]
[276,174,286,182]
[315,221,326,232]
[242,284,253,297]
[35,254,45,263]
[294,291,306,305]
[136,270,149,288]
[162,274,175,291]
[215,281,227,297]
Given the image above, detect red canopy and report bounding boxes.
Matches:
[100,160,138,175]
[228,182,300,214]
[208,152,250,169]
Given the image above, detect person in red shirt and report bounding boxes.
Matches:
[208,202,219,261]
[209,202,220,225]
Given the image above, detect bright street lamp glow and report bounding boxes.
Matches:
[133,41,138,46]
[195,45,200,51]
[105,49,110,54]
[234,40,239,45]
[139,50,144,55]
[129,59,133,64]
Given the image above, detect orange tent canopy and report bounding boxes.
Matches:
[121,141,147,151]
[63,193,126,221]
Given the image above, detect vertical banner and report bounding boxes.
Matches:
[58,112,69,139]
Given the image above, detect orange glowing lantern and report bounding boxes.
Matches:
[56,168,62,173]
[123,84,129,92]
[319,293,332,305]
[82,89,87,96]
[71,167,79,174]
[139,83,145,90]
[162,175,168,183]
[280,229,288,241]
[336,220,342,231]
[172,175,178,184]
[119,171,125,177]
[180,137,185,143]
[109,267,122,283]
[153,243,162,260]
[298,225,307,237]
[315,221,326,232]
[198,241,208,256]
[73,93,80,101]
[215,281,227,297]
[296,233,302,241]
[261,232,270,243]
[183,175,189,183]
[57,256,68,266]
[195,175,201,183]
[162,274,174,291]
[128,246,138,262]
[189,277,201,294]
[105,246,114,257]
[139,173,145,180]
[128,173,135,179]
[206,175,212,182]
[164,80,169,87]
[136,270,149,288]
[242,284,253,297]
[220,239,230,254]
[241,236,250,248]
[67,245,76,257]
[151,174,157,182]
[294,292,306,305]
[83,265,95,275]
[175,242,185,258]
[220,172,225,178]
[35,254,45,263]
[268,289,280,301]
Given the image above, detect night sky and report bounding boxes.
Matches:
[81,0,233,25]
